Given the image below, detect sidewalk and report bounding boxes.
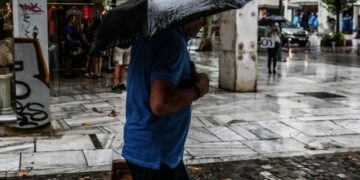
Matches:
[0,49,360,178]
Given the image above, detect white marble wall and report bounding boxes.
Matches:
[219,1,258,92]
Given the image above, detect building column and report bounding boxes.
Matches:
[0,73,13,115]
[353,7,359,31]
[219,1,258,92]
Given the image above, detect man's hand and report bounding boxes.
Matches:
[195,73,209,98]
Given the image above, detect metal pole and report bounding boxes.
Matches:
[278,0,283,62]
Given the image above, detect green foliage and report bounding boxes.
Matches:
[322,32,345,42]
[322,0,356,14]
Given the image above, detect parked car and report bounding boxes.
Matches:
[258,20,309,47]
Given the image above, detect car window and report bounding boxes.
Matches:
[281,21,297,28]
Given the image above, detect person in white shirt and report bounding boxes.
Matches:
[266,22,281,74]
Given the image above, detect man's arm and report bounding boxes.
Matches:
[150,73,209,116]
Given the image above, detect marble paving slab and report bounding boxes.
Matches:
[36,135,95,152]
[112,148,124,161]
[285,121,357,137]
[296,115,348,121]
[242,138,306,154]
[206,126,245,141]
[265,92,304,98]
[64,116,120,128]
[83,149,113,167]
[186,142,258,158]
[0,153,19,171]
[328,135,360,148]
[20,151,88,176]
[286,96,344,108]
[53,127,107,136]
[228,125,259,140]
[241,123,282,140]
[258,121,327,149]
[0,137,34,154]
[82,102,114,110]
[300,107,360,116]
[333,119,360,133]
[187,128,221,143]
[226,111,288,122]
[51,119,71,130]
[96,133,123,149]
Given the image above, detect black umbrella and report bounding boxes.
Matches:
[91,0,251,53]
[258,15,287,26]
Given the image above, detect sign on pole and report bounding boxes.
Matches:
[260,37,275,49]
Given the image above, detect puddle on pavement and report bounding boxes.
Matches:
[298,92,346,99]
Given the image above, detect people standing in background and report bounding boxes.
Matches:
[301,11,308,30]
[342,14,353,34]
[64,14,82,79]
[91,8,107,80]
[265,22,280,74]
[292,12,301,28]
[308,12,318,32]
[327,16,336,32]
[111,47,131,93]
[66,6,83,37]
[82,19,95,78]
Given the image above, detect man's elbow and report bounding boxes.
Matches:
[150,101,168,116]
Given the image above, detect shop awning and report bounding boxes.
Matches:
[258,0,301,9]
[289,0,318,6]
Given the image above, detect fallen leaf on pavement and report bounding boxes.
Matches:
[92,107,103,113]
[82,121,93,127]
[304,144,318,150]
[17,170,28,176]
[109,110,117,117]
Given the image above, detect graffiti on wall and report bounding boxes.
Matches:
[13,0,49,67]
[11,38,50,129]
[18,3,44,38]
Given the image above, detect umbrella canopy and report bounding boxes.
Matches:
[259,15,287,26]
[91,0,251,53]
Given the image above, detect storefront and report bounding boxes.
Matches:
[0,0,123,128]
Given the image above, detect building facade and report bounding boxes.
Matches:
[259,0,360,34]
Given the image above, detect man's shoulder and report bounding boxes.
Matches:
[153,28,183,43]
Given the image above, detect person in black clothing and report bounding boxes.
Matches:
[82,19,95,78]
[301,11,308,30]
[64,14,82,78]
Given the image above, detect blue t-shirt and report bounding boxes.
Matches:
[122,28,192,170]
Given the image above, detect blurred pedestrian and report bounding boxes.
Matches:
[82,19,95,78]
[64,14,82,79]
[111,46,130,93]
[266,22,280,74]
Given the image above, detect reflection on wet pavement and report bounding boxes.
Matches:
[0,47,360,176]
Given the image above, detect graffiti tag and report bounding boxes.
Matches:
[15,80,48,127]
[19,3,44,13]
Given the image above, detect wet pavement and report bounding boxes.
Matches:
[1,46,360,178]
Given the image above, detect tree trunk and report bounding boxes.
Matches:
[336,0,340,33]
[336,11,340,33]
[198,16,213,51]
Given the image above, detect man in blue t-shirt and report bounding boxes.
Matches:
[123,18,209,179]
